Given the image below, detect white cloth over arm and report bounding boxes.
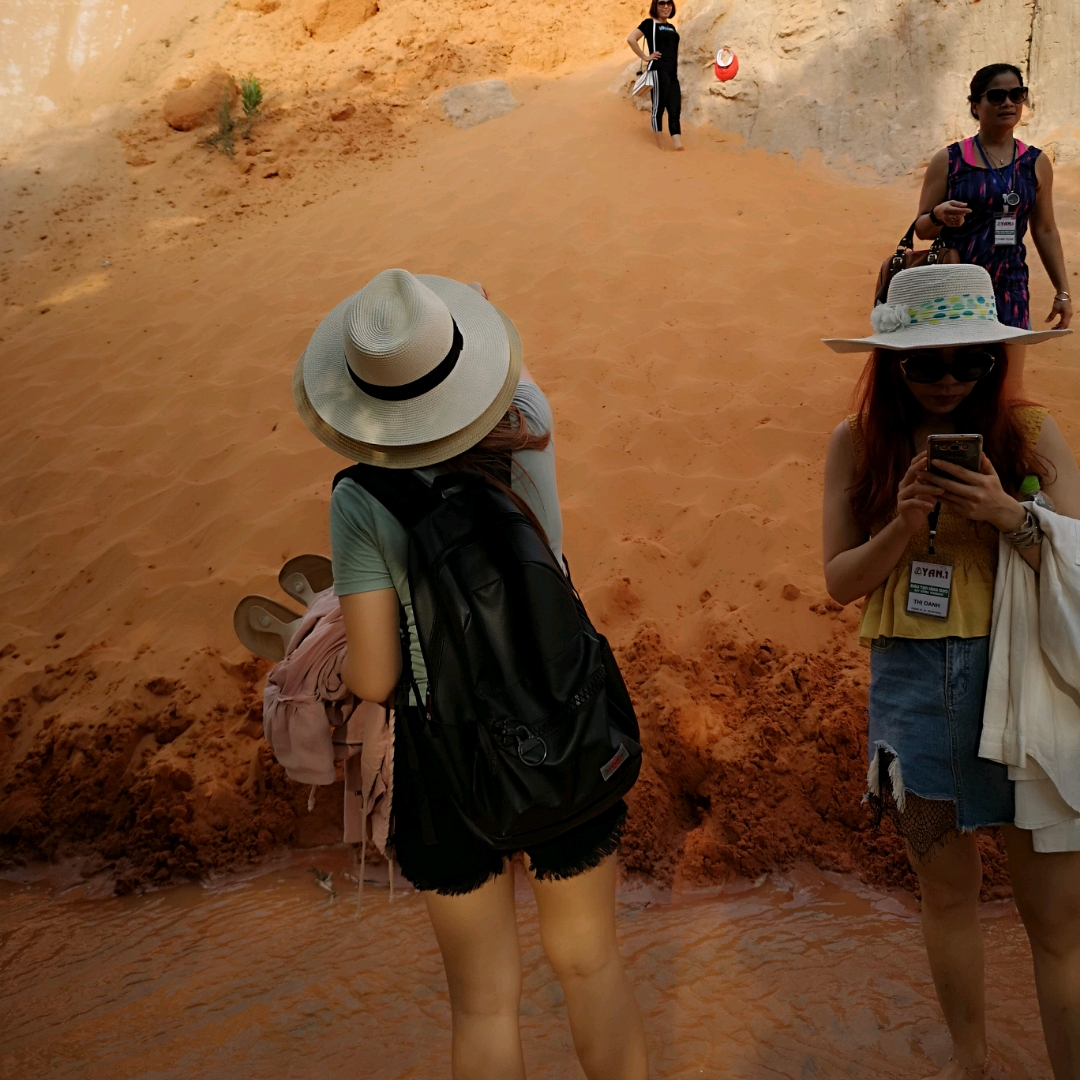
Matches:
[980,505,1080,851]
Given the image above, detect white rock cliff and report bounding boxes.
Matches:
[628,0,1080,174]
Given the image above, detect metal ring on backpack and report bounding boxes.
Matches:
[514,726,548,766]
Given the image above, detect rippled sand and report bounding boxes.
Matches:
[0,858,1050,1078]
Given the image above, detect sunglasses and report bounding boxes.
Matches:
[976,86,1028,106]
[898,348,997,384]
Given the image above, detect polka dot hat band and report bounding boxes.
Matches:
[822,264,1072,352]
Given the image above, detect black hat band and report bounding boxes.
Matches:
[346,319,463,402]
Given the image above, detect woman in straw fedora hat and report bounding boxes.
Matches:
[294,269,648,1080]
[822,263,1080,1080]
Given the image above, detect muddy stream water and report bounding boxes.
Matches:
[0,854,1051,1079]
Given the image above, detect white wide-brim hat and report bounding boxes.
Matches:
[823,263,1072,352]
[294,269,522,468]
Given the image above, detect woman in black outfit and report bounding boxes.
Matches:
[627,0,682,150]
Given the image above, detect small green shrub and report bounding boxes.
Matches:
[240,74,263,118]
[203,93,236,158]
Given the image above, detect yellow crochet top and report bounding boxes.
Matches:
[853,405,1047,645]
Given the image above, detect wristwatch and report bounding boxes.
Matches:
[928,207,945,227]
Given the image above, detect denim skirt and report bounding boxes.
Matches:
[868,635,1013,831]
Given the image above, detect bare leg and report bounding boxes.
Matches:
[671,135,683,151]
[1003,342,1027,399]
[654,130,664,150]
[909,831,989,1079]
[1003,826,1080,1080]
[529,855,648,1080]
[424,867,526,1080]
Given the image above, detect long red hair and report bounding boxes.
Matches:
[849,345,1047,530]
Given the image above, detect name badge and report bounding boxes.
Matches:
[907,559,953,619]
[995,214,1017,246]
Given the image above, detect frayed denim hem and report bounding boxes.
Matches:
[401,859,508,897]
[527,805,627,882]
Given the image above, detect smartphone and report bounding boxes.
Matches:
[927,434,983,479]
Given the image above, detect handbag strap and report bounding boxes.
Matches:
[395,604,438,847]
[894,219,918,254]
[895,217,949,255]
[889,218,949,278]
[638,21,657,74]
[636,22,651,73]
[926,232,949,263]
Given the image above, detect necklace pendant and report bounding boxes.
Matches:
[1004,191,1020,208]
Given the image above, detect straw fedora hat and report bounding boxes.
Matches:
[294,269,522,468]
[823,263,1072,353]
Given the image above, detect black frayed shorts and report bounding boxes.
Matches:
[391,712,627,896]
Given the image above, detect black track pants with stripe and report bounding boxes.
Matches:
[650,71,681,135]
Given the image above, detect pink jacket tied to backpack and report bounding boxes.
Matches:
[262,588,394,853]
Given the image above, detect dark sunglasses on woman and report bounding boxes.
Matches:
[898,348,997,384]
[976,86,1029,106]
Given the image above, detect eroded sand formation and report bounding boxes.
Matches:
[1,0,1077,895]
[664,0,1080,174]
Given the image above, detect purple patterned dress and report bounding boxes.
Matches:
[941,137,1041,329]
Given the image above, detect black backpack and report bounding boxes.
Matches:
[332,462,641,850]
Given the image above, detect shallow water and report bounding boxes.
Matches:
[0,855,1050,1079]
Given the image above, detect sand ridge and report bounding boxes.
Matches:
[1,58,1078,891]
[0,0,645,340]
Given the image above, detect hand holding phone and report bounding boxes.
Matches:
[924,434,1026,531]
[926,434,983,481]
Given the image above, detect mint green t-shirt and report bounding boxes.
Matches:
[329,381,563,696]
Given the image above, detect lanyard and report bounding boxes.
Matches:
[927,501,942,557]
[974,135,1020,209]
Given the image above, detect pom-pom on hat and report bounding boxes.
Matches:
[823,264,1072,352]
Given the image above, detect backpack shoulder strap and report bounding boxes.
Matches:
[332,462,436,529]
[332,462,440,846]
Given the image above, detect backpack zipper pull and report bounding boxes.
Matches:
[514,725,548,766]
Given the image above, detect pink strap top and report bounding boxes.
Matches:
[961,136,1028,166]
